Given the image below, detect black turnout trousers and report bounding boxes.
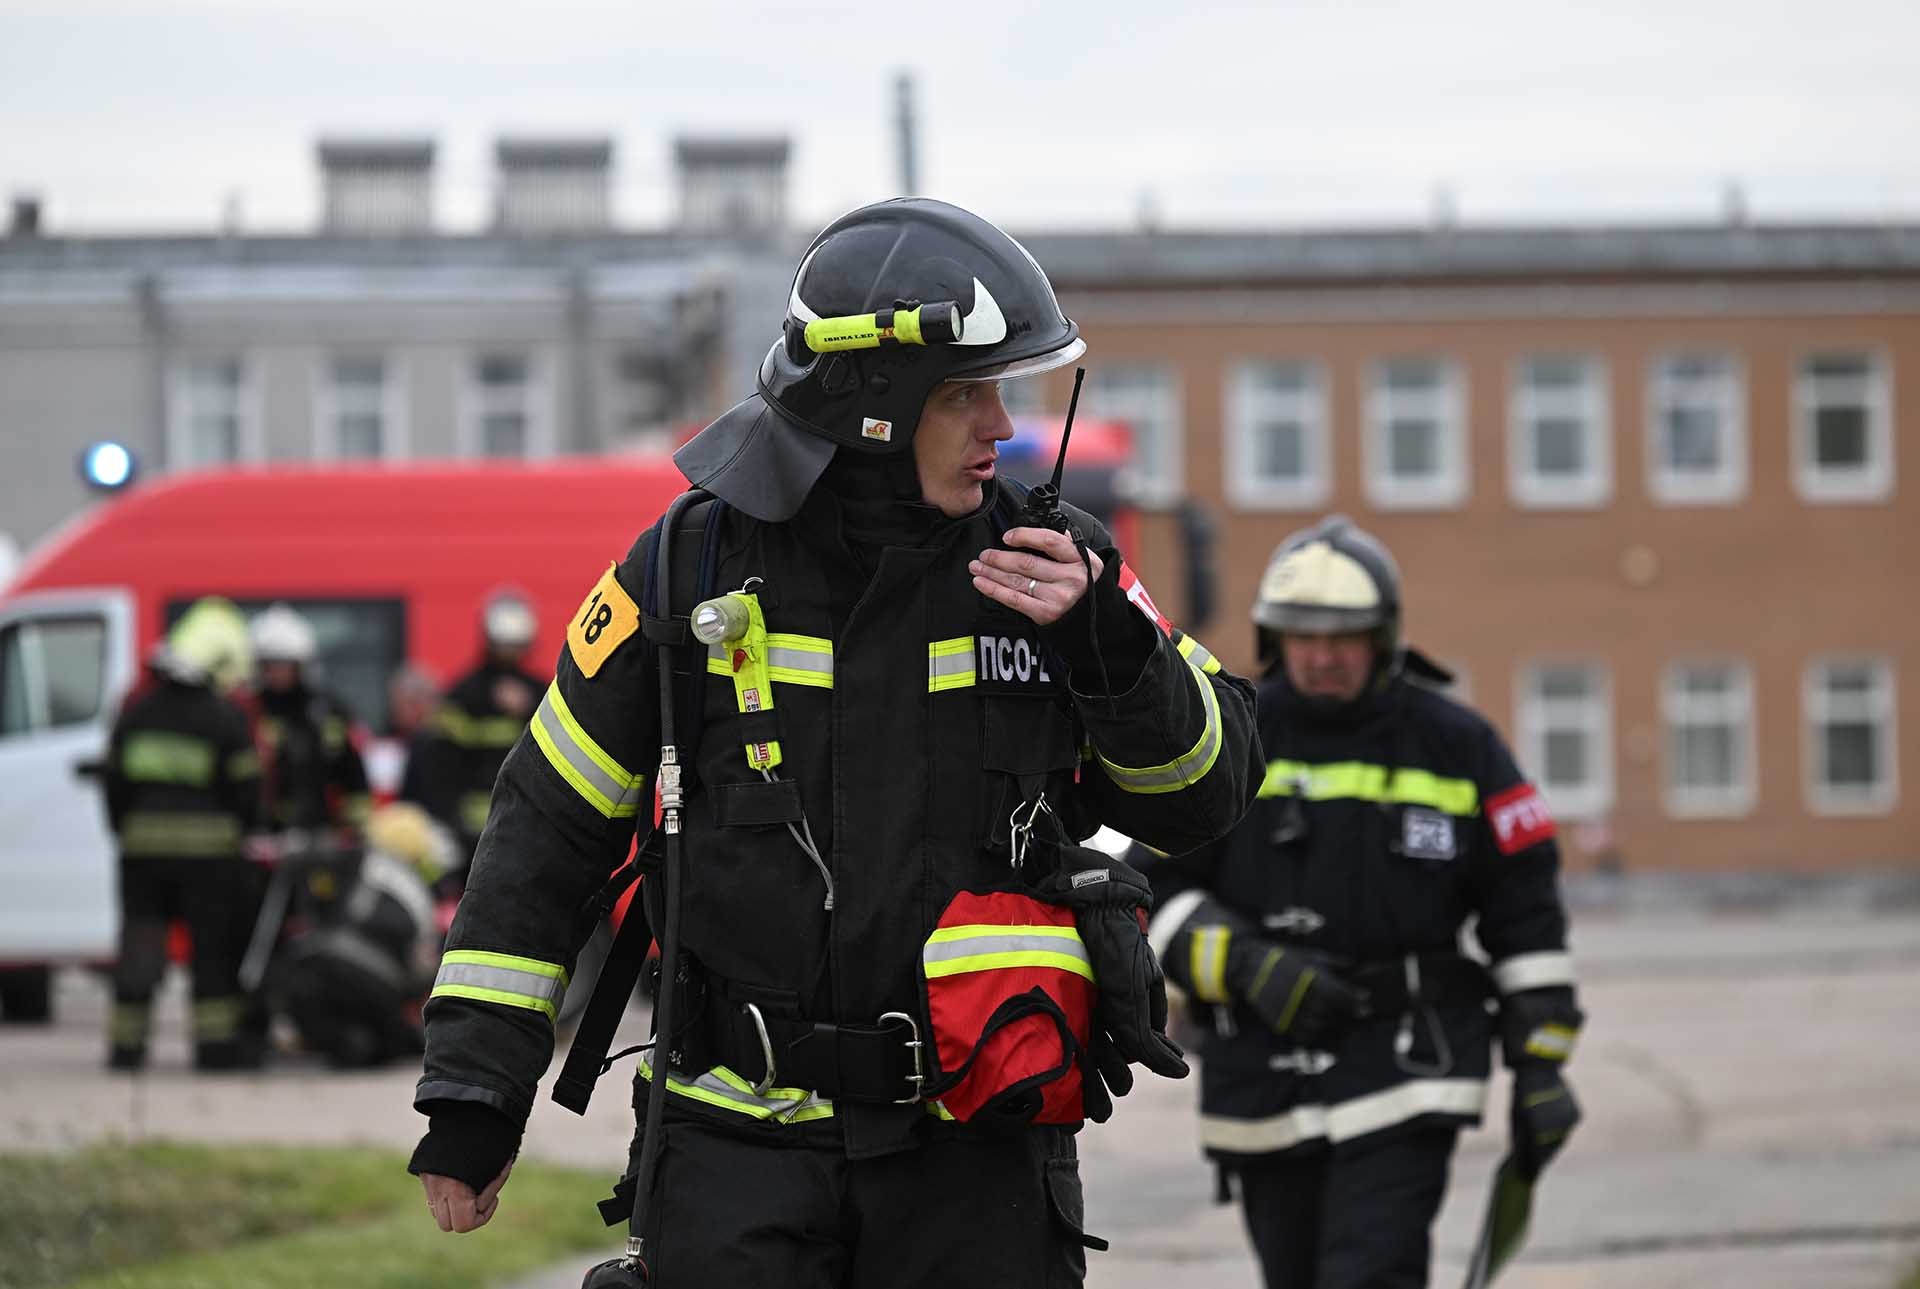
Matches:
[1234,1126,1459,1289]
[622,1118,1096,1288]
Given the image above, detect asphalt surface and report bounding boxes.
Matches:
[5,909,1918,1289]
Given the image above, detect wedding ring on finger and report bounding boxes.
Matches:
[1026,577,1037,596]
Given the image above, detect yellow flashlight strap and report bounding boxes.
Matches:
[723,593,783,771]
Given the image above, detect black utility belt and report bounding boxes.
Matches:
[1345,953,1493,1012]
[696,986,928,1106]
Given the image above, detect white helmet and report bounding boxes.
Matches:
[482,588,538,651]
[251,602,318,666]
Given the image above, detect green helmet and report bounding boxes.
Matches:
[156,597,252,692]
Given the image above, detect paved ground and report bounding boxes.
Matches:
[6,909,1919,1289]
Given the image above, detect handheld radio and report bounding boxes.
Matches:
[1018,367,1086,538]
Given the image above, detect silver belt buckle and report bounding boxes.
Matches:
[879,1010,926,1103]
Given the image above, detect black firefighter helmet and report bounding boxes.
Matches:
[1253,515,1403,674]
[675,197,1085,521]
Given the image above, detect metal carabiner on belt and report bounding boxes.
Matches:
[1391,953,1454,1078]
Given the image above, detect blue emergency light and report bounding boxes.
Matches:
[81,441,136,491]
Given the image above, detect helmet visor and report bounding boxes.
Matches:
[948,336,1086,383]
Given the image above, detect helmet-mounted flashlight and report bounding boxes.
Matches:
[803,300,961,353]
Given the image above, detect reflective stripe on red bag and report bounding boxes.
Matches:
[921,890,1096,1124]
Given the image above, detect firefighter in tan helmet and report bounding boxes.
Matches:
[1133,515,1585,1289]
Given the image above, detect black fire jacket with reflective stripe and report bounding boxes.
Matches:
[417,662,546,848]
[257,686,370,832]
[416,487,1261,1153]
[105,676,261,860]
[1138,670,1576,1161]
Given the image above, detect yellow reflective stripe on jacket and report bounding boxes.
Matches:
[1176,633,1223,676]
[640,1054,836,1123]
[430,949,570,1022]
[1258,759,1480,816]
[705,637,836,690]
[433,706,527,749]
[1524,1022,1580,1062]
[529,681,645,820]
[120,811,242,858]
[458,791,493,836]
[927,637,977,692]
[225,748,260,781]
[1096,660,1225,795]
[121,732,217,787]
[1189,925,1232,1003]
[765,634,834,688]
[922,923,1094,982]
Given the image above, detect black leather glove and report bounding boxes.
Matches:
[1226,939,1371,1047]
[407,1099,523,1192]
[1510,1064,1581,1180]
[1077,1030,1134,1124]
[1027,849,1188,1085]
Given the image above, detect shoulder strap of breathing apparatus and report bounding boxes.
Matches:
[551,489,726,1117]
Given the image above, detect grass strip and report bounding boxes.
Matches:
[0,1141,614,1289]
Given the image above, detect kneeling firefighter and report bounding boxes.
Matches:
[268,802,446,1067]
[407,197,1264,1284]
[1134,517,1585,1289]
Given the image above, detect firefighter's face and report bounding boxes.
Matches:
[1281,631,1374,702]
[260,661,302,692]
[914,380,1017,518]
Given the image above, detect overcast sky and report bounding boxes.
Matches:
[5,0,1918,235]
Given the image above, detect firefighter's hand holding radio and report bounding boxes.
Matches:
[410,199,1261,1285]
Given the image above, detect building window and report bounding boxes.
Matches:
[1225,360,1330,510]
[1088,363,1181,507]
[1510,355,1609,508]
[1805,657,1897,814]
[467,352,544,459]
[1662,660,1755,817]
[1648,352,1746,504]
[169,355,255,469]
[1794,353,1893,502]
[609,350,676,453]
[1517,661,1612,819]
[319,355,399,461]
[1365,357,1466,509]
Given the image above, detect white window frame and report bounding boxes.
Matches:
[1660,658,1756,818]
[1803,655,1898,815]
[1224,358,1331,510]
[166,353,263,470]
[1515,660,1614,821]
[1646,350,1748,505]
[459,349,553,460]
[1793,350,1894,503]
[1088,363,1183,509]
[1508,354,1610,509]
[1364,356,1468,510]
[312,352,409,462]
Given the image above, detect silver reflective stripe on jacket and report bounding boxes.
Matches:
[430,950,570,1022]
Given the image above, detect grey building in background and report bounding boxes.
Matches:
[0,135,803,560]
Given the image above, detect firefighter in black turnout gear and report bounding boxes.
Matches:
[420,589,545,876]
[1135,517,1584,1289]
[408,198,1262,1285]
[103,599,264,1070]
[250,603,372,833]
